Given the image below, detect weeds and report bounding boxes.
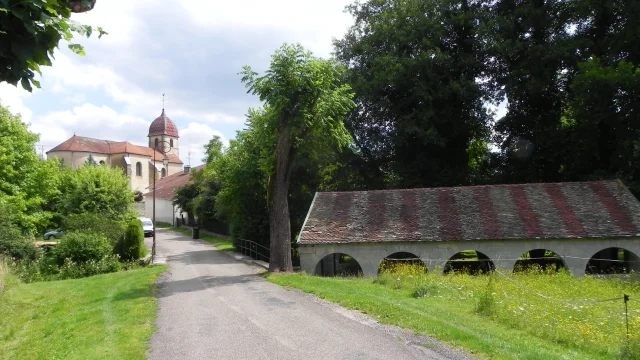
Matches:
[375,264,640,358]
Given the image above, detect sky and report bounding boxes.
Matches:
[0,0,355,166]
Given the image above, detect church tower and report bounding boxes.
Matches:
[148,109,179,158]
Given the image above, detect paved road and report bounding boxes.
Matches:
[147,229,472,360]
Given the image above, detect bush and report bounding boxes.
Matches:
[53,232,112,265]
[62,213,127,244]
[114,219,146,261]
[0,236,38,261]
[9,255,129,283]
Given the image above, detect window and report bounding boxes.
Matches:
[161,168,166,177]
[136,162,142,176]
[99,160,105,165]
[170,139,173,148]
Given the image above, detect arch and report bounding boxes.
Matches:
[514,249,566,273]
[444,250,495,275]
[378,252,427,275]
[314,253,363,277]
[99,160,105,165]
[155,138,159,148]
[135,162,142,176]
[170,139,174,148]
[586,247,640,275]
[161,168,166,177]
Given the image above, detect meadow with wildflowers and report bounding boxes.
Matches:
[268,263,640,359]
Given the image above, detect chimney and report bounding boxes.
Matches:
[183,165,191,175]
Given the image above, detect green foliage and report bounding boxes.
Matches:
[62,213,128,244]
[52,231,112,265]
[57,164,134,219]
[114,219,146,261]
[0,0,105,91]
[84,154,97,166]
[620,339,640,360]
[0,104,66,234]
[9,254,123,283]
[0,202,37,261]
[334,0,491,188]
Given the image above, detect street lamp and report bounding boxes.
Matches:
[152,140,172,264]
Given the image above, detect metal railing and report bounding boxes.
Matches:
[236,239,270,263]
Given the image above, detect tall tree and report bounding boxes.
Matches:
[241,44,355,272]
[488,0,574,183]
[0,0,105,91]
[334,0,492,188]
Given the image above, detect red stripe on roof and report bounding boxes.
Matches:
[544,184,586,237]
[437,189,461,241]
[510,187,541,237]
[330,193,353,241]
[400,191,420,241]
[472,187,502,239]
[589,182,638,234]
[367,191,388,241]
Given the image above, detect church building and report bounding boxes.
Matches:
[46,110,185,193]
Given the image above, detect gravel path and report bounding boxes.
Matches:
[147,228,474,360]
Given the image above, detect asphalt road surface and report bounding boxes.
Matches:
[147,229,473,360]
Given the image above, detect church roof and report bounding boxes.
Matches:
[47,135,183,164]
[298,180,640,245]
[148,109,179,138]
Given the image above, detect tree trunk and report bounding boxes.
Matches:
[268,128,294,272]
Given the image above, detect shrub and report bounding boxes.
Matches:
[53,232,112,265]
[9,255,125,283]
[0,236,38,261]
[114,219,146,261]
[62,213,127,244]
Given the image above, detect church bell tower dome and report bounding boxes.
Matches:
[148,109,179,138]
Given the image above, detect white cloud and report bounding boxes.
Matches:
[32,103,150,151]
[0,83,33,123]
[179,122,228,166]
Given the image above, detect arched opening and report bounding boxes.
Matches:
[514,249,565,273]
[170,139,173,148]
[135,162,142,176]
[161,168,166,177]
[314,253,363,277]
[99,160,105,165]
[154,138,159,148]
[586,248,640,275]
[444,250,494,275]
[378,252,427,275]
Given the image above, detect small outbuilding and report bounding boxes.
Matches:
[297,180,640,277]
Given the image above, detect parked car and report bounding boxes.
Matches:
[43,229,64,240]
[138,217,154,237]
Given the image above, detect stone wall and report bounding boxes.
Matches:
[299,238,640,277]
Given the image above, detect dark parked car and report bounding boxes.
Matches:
[43,229,64,240]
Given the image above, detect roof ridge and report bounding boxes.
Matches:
[317,180,620,194]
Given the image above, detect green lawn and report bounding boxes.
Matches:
[0,265,167,360]
[267,270,640,360]
[163,226,235,251]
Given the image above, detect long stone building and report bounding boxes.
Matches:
[297,180,640,277]
[47,109,184,193]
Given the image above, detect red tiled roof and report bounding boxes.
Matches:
[148,110,179,138]
[298,180,640,244]
[143,165,205,200]
[47,135,183,164]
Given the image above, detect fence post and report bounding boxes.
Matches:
[625,294,630,339]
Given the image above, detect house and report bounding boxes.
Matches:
[297,180,640,277]
[46,109,184,193]
[143,164,205,225]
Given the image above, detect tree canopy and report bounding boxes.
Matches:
[0,0,105,91]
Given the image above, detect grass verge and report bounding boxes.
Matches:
[0,265,167,360]
[267,270,640,360]
[163,226,234,251]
